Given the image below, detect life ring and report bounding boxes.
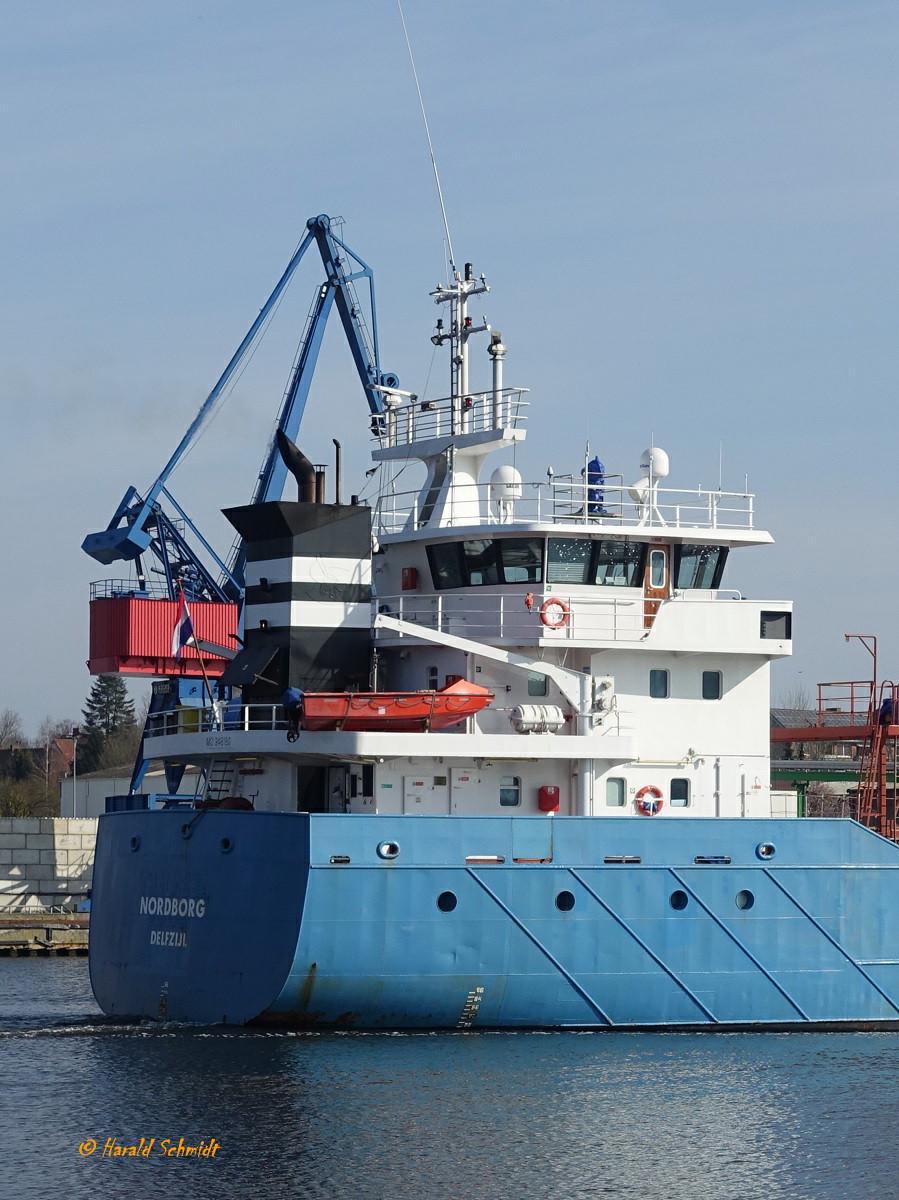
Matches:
[540,597,571,628]
[636,785,664,815]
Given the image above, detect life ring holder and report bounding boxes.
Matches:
[540,597,571,629]
[636,785,664,816]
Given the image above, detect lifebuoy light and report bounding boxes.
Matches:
[540,597,571,628]
[636,785,664,815]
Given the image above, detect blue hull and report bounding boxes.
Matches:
[89,812,899,1029]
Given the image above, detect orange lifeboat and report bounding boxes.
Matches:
[298,679,494,732]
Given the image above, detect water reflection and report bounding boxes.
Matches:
[2,961,898,1199]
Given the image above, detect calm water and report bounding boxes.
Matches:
[2,960,898,1200]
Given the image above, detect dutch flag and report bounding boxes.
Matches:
[171,587,195,659]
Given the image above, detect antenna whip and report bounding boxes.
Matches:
[397,0,457,274]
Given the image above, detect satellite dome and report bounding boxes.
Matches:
[489,465,523,501]
[639,447,670,480]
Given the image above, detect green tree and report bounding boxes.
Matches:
[82,676,136,736]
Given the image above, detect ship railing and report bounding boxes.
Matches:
[375,590,650,643]
[374,477,756,535]
[145,704,287,738]
[373,387,529,448]
[90,579,172,600]
[814,681,875,728]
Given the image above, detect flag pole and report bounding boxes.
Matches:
[191,638,220,731]
[175,580,220,731]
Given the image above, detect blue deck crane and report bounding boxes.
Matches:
[82,214,395,602]
[81,215,396,797]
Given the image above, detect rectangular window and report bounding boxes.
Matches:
[594,541,644,586]
[547,538,645,586]
[527,671,548,697]
[605,777,626,807]
[649,669,669,699]
[499,775,521,806]
[648,548,667,588]
[675,545,728,589]
[499,538,543,584]
[427,666,439,690]
[670,778,690,808]
[462,539,500,587]
[760,611,792,640]
[427,543,465,590]
[547,537,592,584]
[702,670,722,700]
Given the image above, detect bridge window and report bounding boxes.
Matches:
[463,539,500,586]
[428,543,466,590]
[427,539,543,589]
[547,538,645,587]
[499,539,543,584]
[675,545,728,589]
[595,541,645,586]
[547,538,592,584]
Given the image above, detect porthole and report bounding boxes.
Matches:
[129,835,141,852]
[437,891,457,912]
[555,890,575,912]
[756,842,776,861]
[220,837,234,854]
[669,890,689,910]
[377,841,400,860]
[736,889,755,910]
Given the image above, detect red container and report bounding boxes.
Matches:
[88,597,239,677]
[538,785,560,813]
[401,566,419,591]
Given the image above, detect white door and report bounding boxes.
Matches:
[403,774,450,814]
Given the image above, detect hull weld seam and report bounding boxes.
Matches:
[568,868,718,1023]
[668,868,810,1021]
[464,867,614,1027]
[762,867,899,1016]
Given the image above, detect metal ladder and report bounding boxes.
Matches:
[856,681,898,840]
[203,758,238,803]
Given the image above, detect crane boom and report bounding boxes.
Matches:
[82,214,394,602]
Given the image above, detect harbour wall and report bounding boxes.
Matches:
[0,818,96,912]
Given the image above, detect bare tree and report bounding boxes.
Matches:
[0,708,25,748]
[805,782,850,818]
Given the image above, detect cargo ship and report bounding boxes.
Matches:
[87,222,899,1028]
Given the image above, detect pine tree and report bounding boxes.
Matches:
[82,676,136,736]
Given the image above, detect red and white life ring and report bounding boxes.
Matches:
[636,785,664,815]
[540,597,571,628]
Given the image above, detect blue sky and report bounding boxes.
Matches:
[2,0,898,735]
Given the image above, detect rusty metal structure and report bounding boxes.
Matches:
[771,650,899,841]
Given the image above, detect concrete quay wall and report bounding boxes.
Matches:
[0,817,97,911]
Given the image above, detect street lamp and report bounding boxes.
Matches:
[844,633,877,685]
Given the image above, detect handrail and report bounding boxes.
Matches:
[374,478,756,535]
[374,387,528,447]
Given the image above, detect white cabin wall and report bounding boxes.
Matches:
[589,653,772,819]
[601,652,771,759]
[371,758,574,816]
[230,758,295,813]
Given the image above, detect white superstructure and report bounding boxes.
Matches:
[143,260,792,822]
